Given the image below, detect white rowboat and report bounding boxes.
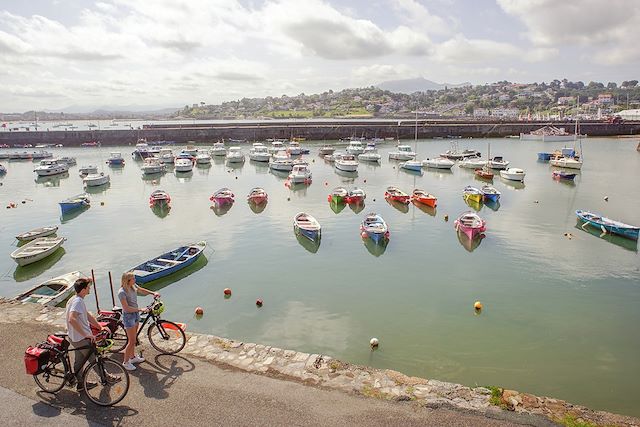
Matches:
[10,236,66,266]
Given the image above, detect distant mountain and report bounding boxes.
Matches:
[376,77,470,94]
[46,105,179,114]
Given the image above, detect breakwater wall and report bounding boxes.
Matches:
[1,119,639,146]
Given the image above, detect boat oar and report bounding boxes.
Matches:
[108,271,115,307]
[91,269,100,312]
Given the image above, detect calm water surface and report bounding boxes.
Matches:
[1,138,639,416]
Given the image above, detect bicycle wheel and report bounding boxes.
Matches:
[109,325,128,353]
[83,358,130,406]
[34,354,69,393]
[147,320,186,355]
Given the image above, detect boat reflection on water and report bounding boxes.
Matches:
[348,202,365,214]
[151,203,171,218]
[248,200,267,214]
[251,161,269,174]
[211,201,233,217]
[108,164,125,174]
[425,168,453,177]
[386,199,409,214]
[175,170,193,182]
[399,167,423,177]
[500,178,525,190]
[574,222,638,253]
[484,199,501,212]
[329,199,346,214]
[552,176,576,187]
[227,162,244,171]
[296,233,321,254]
[35,172,69,187]
[85,182,111,194]
[412,201,437,216]
[474,173,493,184]
[456,230,484,252]
[363,237,388,257]
[334,169,358,182]
[13,248,66,282]
[141,173,162,185]
[60,205,90,224]
[270,169,289,180]
[196,164,211,175]
[463,197,483,212]
[286,181,310,194]
[141,255,209,292]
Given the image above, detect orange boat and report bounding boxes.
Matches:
[384,186,410,204]
[474,167,494,180]
[411,189,437,207]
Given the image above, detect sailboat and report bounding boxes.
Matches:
[474,143,494,180]
[550,119,583,170]
[400,111,423,172]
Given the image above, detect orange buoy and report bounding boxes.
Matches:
[474,301,483,311]
[195,307,204,315]
[256,299,263,307]
[361,231,368,239]
[223,288,232,296]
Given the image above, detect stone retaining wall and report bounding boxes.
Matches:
[2,299,637,427]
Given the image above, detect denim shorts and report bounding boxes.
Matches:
[122,311,140,329]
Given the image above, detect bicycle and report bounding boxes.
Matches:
[100,296,186,355]
[29,332,130,406]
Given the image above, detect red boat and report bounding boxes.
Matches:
[149,190,171,205]
[345,187,366,204]
[384,186,410,204]
[411,189,437,207]
[474,167,494,180]
[247,187,268,204]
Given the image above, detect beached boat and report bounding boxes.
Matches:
[422,157,455,169]
[388,145,416,160]
[210,188,235,205]
[130,241,207,284]
[334,154,358,172]
[10,236,66,266]
[487,156,510,170]
[328,187,348,203]
[384,186,410,204]
[209,142,227,157]
[358,146,381,163]
[107,152,125,166]
[576,210,639,240]
[16,226,58,242]
[83,172,110,187]
[14,271,87,306]
[360,213,389,244]
[500,168,526,182]
[411,189,437,207]
[481,185,501,202]
[318,145,335,156]
[288,164,312,184]
[293,212,321,241]
[454,212,486,240]
[34,159,69,177]
[463,186,483,203]
[149,190,171,205]
[345,187,366,204]
[59,194,90,215]
[247,187,268,204]
[78,165,98,176]
[552,170,576,181]
[174,158,193,172]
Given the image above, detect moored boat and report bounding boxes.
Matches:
[388,145,416,160]
[318,145,335,156]
[34,159,69,177]
[459,158,487,169]
[247,187,268,204]
[226,147,245,163]
[196,152,212,165]
[83,172,110,187]
[209,141,227,157]
[210,188,235,205]
[474,167,494,180]
[552,170,576,180]
[454,212,486,240]
[384,186,410,204]
[328,187,348,203]
[481,185,501,202]
[576,210,639,240]
[487,156,509,170]
[14,271,87,306]
[10,236,67,266]
[334,154,358,172]
[149,190,171,205]
[249,144,271,162]
[269,158,294,171]
[360,213,389,244]
[107,152,125,166]
[549,156,583,170]
[411,189,437,207]
[346,140,365,155]
[441,148,480,160]
[293,212,321,242]
[58,157,77,166]
[500,168,526,182]
[400,160,423,172]
[59,194,90,215]
[16,226,58,242]
[174,158,193,172]
[463,186,483,203]
[78,165,98,176]
[345,187,366,204]
[130,241,207,284]
[288,164,312,184]
[358,146,381,163]
[422,157,455,169]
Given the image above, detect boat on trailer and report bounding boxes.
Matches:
[14,271,86,306]
[576,210,639,240]
[130,241,207,284]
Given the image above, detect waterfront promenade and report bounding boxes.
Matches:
[2,300,638,427]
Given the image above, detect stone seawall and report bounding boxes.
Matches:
[1,299,638,426]
[1,119,639,146]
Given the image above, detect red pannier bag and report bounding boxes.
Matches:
[24,346,49,375]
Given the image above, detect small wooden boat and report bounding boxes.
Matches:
[59,194,90,215]
[500,168,526,182]
[14,271,86,306]
[328,187,348,203]
[247,187,268,204]
[149,190,171,205]
[83,172,110,187]
[454,212,486,240]
[474,167,494,180]
[130,241,207,284]
[16,226,58,242]
[10,236,66,266]
[345,187,366,204]
[210,188,235,205]
[411,189,437,207]
[481,185,501,203]
[360,213,389,244]
[463,186,483,203]
[293,212,321,242]
[576,210,639,240]
[552,170,576,180]
[384,186,410,204]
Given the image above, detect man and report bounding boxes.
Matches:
[65,277,104,391]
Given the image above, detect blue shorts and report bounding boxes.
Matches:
[122,311,140,329]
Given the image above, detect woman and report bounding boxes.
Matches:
[118,271,160,371]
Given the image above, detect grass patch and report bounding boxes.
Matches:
[558,415,599,427]
[486,386,504,407]
[361,384,388,400]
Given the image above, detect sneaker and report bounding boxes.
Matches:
[122,361,136,371]
[77,381,98,392]
[106,374,122,384]
[130,354,145,364]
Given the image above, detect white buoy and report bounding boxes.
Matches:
[370,338,379,349]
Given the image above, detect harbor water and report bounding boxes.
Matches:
[1,137,639,416]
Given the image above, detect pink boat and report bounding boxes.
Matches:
[247,187,268,204]
[454,212,486,240]
[209,188,235,205]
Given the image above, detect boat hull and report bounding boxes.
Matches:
[132,242,207,284]
[11,237,66,266]
[576,210,639,240]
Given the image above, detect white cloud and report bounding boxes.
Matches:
[351,63,419,85]
[434,35,520,63]
[390,0,453,36]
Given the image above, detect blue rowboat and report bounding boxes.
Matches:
[552,170,576,180]
[59,194,90,215]
[360,213,389,244]
[130,241,207,284]
[293,212,321,242]
[576,210,639,241]
[481,185,501,203]
[537,152,553,161]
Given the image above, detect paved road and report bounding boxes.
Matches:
[0,321,550,426]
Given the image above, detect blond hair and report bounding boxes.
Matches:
[121,272,136,290]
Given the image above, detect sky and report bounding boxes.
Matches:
[1,0,639,112]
